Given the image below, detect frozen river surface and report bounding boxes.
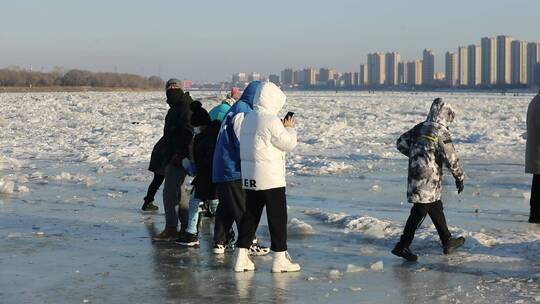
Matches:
[1,91,540,303]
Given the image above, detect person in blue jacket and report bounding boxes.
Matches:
[209,87,241,122]
[211,81,269,256]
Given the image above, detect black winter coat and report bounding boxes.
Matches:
[162,92,194,165]
[192,120,221,200]
[148,137,166,174]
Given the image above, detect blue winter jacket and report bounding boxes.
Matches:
[212,81,260,183]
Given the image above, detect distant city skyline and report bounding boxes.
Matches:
[230,34,539,90]
[2,0,540,82]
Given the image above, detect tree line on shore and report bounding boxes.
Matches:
[0,67,164,89]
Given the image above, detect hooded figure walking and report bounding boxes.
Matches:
[392,98,466,261]
[525,63,540,223]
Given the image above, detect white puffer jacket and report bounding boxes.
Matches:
[240,82,297,191]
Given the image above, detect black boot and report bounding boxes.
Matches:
[529,217,540,223]
[141,197,159,211]
[175,232,199,247]
[391,243,418,261]
[443,237,465,254]
[529,211,540,223]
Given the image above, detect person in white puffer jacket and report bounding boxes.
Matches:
[234,81,301,273]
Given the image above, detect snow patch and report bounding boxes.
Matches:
[49,172,97,186]
[303,208,540,263]
[288,218,314,235]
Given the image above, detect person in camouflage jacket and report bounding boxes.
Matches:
[391,98,466,262]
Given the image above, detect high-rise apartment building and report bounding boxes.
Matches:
[497,35,513,84]
[303,67,317,86]
[268,74,280,85]
[511,40,528,85]
[342,72,355,87]
[467,45,481,86]
[445,52,458,87]
[359,64,369,86]
[281,68,294,86]
[458,46,468,86]
[481,37,497,86]
[406,60,422,86]
[318,68,334,83]
[398,62,408,85]
[527,42,540,86]
[294,69,304,85]
[385,52,400,86]
[248,72,261,82]
[367,53,385,85]
[232,72,247,84]
[422,49,435,85]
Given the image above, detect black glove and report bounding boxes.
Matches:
[455,179,464,194]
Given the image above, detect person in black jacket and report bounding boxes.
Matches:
[176,101,221,246]
[141,137,165,211]
[153,79,194,241]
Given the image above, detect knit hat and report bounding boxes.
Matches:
[190,101,211,127]
[166,78,182,91]
[230,87,241,100]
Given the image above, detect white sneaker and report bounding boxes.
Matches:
[234,248,255,272]
[213,243,225,254]
[249,238,270,256]
[271,251,301,273]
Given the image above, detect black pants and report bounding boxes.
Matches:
[214,181,253,244]
[145,173,165,202]
[237,187,288,252]
[398,200,451,248]
[530,174,540,219]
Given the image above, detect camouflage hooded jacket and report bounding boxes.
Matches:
[396,98,465,204]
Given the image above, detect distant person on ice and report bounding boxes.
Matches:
[392,98,465,261]
[209,87,241,122]
[152,79,194,241]
[212,81,269,255]
[234,82,301,273]
[176,101,221,246]
[525,63,540,223]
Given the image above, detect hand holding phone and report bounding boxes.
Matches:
[283,111,295,128]
[284,111,295,120]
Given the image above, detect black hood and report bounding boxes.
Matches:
[166,89,193,107]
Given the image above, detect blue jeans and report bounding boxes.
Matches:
[162,164,188,230]
[186,191,219,235]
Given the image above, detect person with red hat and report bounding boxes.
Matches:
[209,87,242,122]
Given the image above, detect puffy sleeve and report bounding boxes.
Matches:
[270,117,297,152]
[439,130,465,181]
[232,112,245,142]
[396,127,414,157]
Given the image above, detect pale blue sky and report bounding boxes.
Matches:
[1,0,538,82]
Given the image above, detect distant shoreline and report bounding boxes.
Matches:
[0,86,162,93]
